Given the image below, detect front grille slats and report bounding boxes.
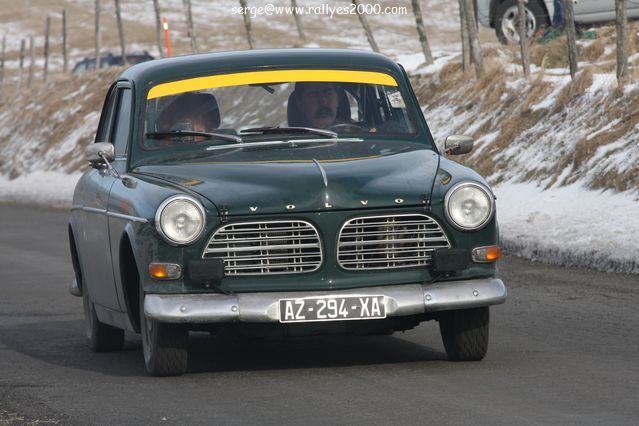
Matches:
[338,245,449,255]
[206,242,321,253]
[337,214,451,270]
[203,220,322,276]
[339,237,450,246]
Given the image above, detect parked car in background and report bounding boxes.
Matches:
[477,0,639,44]
[72,51,154,74]
[68,48,507,376]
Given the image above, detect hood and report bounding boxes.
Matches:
[133,147,440,215]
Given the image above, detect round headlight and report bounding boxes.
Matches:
[155,195,206,245]
[444,182,495,231]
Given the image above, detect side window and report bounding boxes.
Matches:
[112,89,132,157]
[95,87,118,143]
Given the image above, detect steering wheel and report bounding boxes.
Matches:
[326,123,367,134]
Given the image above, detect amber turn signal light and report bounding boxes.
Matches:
[471,245,501,263]
[149,263,182,280]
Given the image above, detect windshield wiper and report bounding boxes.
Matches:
[240,126,337,138]
[146,130,242,144]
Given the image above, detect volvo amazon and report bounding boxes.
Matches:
[68,48,507,376]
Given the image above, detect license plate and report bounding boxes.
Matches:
[279,295,386,323]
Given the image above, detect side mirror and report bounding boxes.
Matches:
[86,142,115,165]
[444,135,474,156]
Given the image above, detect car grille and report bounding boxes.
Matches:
[337,214,451,270]
[203,220,322,275]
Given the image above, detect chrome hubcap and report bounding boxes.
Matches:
[501,5,537,42]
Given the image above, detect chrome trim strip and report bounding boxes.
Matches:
[312,159,328,187]
[71,206,148,223]
[144,278,506,323]
[83,206,107,214]
[107,211,149,223]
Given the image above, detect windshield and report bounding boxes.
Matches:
[141,69,421,152]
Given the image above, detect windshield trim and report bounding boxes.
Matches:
[205,138,364,151]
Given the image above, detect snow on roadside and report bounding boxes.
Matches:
[0,172,81,208]
[495,182,639,274]
[1,170,636,274]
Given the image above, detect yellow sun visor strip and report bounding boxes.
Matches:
[147,69,398,100]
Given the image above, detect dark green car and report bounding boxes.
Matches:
[68,48,506,376]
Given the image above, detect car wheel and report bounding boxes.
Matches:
[140,290,188,376]
[83,287,125,352]
[495,0,549,45]
[439,307,489,361]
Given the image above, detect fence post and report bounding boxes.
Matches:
[464,0,483,78]
[183,0,199,53]
[239,0,255,49]
[517,0,530,78]
[62,8,69,72]
[352,0,380,53]
[18,39,25,90]
[114,0,128,65]
[0,35,5,102]
[28,36,34,88]
[564,0,578,80]
[291,0,306,44]
[411,0,433,65]
[153,0,164,57]
[615,0,628,84]
[44,16,51,82]
[95,0,101,69]
[458,0,471,70]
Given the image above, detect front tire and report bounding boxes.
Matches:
[495,0,549,44]
[439,307,489,361]
[83,287,125,352]
[140,291,188,376]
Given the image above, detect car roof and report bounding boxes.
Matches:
[119,48,404,89]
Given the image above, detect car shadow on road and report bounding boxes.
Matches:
[187,332,447,374]
[0,319,447,377]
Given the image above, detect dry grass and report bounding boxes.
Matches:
[529,37,572,68]
[0,67,120,177]
[520,71,553,111]
[414,21,639,194]
[582,38,606,62]
[553,66,594,112]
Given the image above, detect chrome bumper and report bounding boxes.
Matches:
[144,278,506,324]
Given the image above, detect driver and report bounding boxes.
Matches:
[293,82,341,129]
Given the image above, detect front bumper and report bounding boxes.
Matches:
[144,278,506,324]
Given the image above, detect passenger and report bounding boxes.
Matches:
[157,92,220,137]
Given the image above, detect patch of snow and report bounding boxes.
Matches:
[588,73,616,95]
[495,181,639,274]
[0,171,81,208]
[530,76,570,111]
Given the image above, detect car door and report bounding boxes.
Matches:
[573,0,615,22]
[80,83,122,311]
[105,83,137,315]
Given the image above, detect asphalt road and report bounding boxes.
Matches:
[0,203,637,425]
